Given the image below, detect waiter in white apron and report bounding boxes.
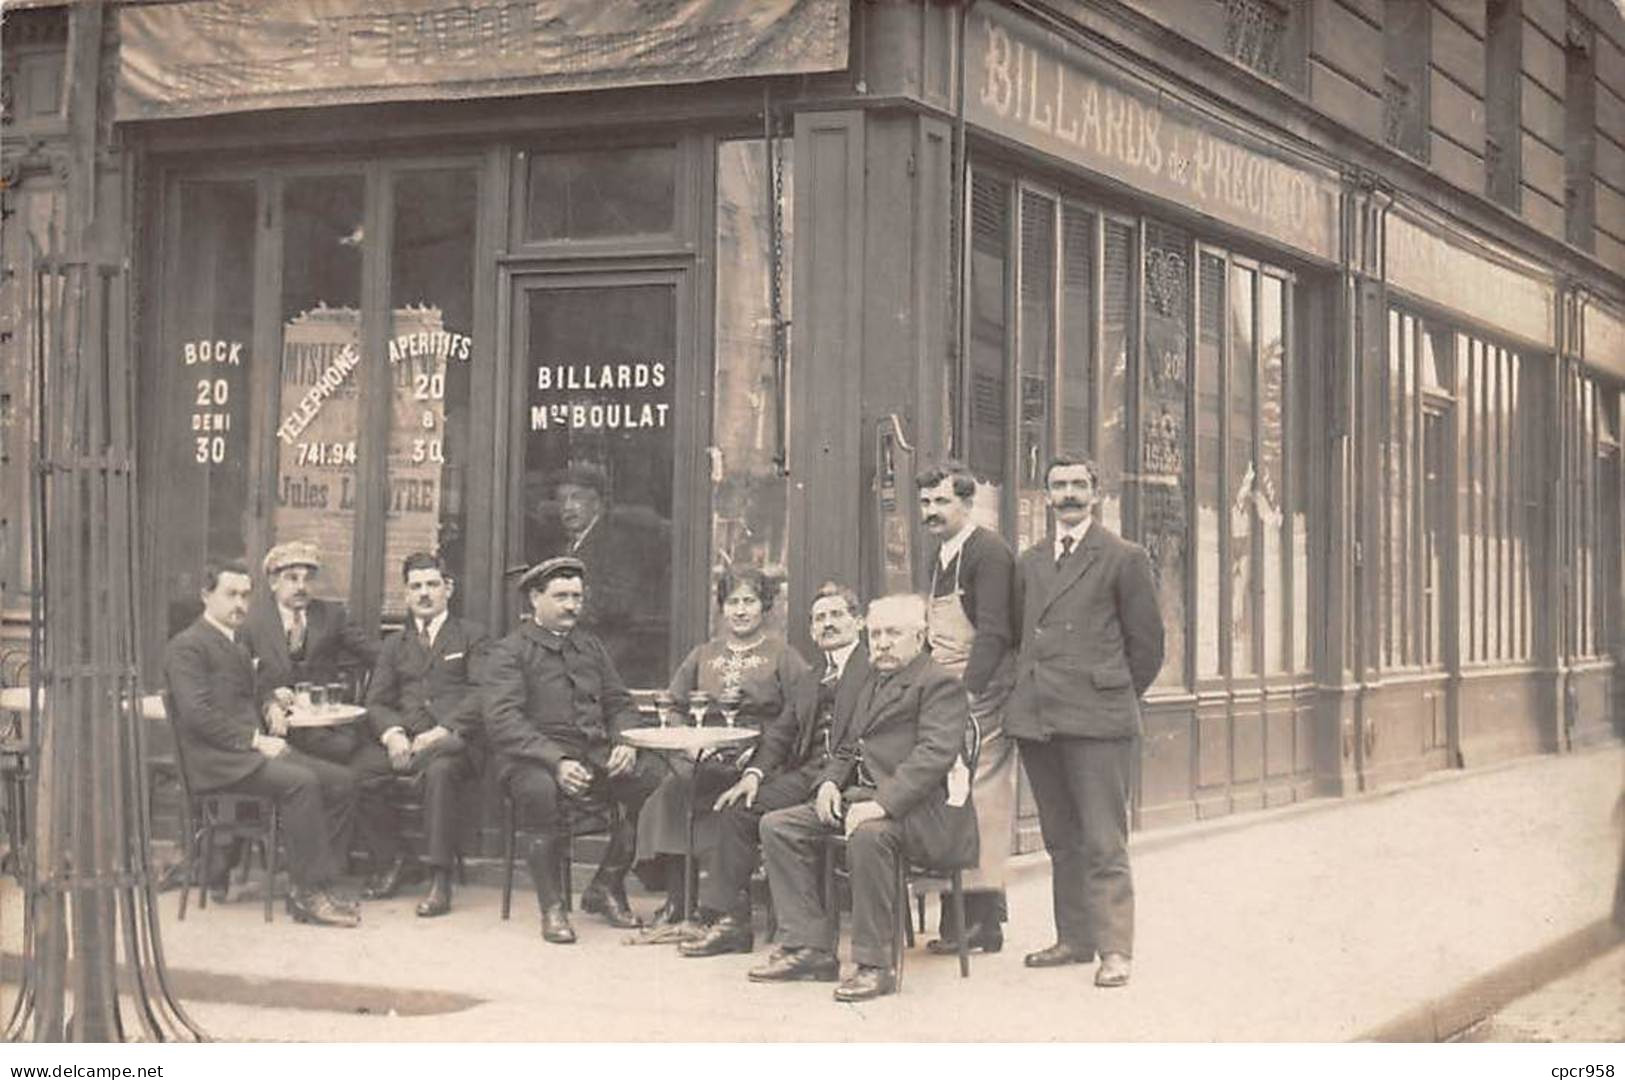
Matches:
[915,461,1020,955]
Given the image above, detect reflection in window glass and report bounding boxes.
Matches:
[713,138,793,639]
[1259,274,1286,674]
[160,180,257,635]
[1141,223,1189,689]
[527,146,675,241]
[274,175,365,603]
[1228,263,1256,677]
[1017,191,1055,551]
[1100,221,1134,533]
[384,169,477,619]
[1195,254,1224,679]
[1292,288,1311,672]
[1059,206,1095,454]
[523,285,675,687]
[968,172,1009,524]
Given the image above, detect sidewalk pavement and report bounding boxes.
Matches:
[5,743,1621,1041]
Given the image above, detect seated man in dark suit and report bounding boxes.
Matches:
[163,560,358,927]
[483,556,663,944]
[362,551,487,917]
[753,593,974,1002]
[679,581,870,958]
[243,540,388,879]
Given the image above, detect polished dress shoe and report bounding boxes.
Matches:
[541,902,577,944]
[580,883,643,929]
[679,914,754,957]
[1094,952,1131,988]
[833,965,897,1002]
[927,920,1003,955]
[361,856,420,900]
[747,947,840,983]
[288,889,361,928]
[416,869,452,918]
[1023,941,1095,968]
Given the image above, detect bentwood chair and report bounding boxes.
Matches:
[498,790,620,920]
[822,712,982,987]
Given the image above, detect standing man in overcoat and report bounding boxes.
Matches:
[914,461,1018,954]
[1009,453,1163,988]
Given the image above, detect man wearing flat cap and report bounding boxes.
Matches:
[483,556,662,944]
[243,540,390,885]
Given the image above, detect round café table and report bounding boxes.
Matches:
[283,703,366,728]
[620,724,759,930]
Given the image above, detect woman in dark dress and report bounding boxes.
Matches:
[633,567,808,932]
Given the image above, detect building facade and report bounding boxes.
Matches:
[1,0,1621,852]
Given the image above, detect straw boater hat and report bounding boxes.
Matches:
[513,555,586,593]
[263,540,322,578]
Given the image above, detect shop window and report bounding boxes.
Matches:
[1016,189,1056,550]
[1597,393,1621,659]
[520,284,675,687]
[1141,222,1190,689]
[1059,206,1095,453]
[155,179,257,635]
[967,170,1011,515]
[1228,262,1258,677]
[383,168,477,619]
[1570,371,1618,660]
[711,137,794,638]
[1100,219,1135,533]
[1196,254,1225,678]
[274,174,365,604]
[526,145,676,242]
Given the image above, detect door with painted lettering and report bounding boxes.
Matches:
[509,275,687,688]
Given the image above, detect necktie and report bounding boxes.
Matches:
[1057,534,1075,570]
[417,620,434,651]
[821,659,839,685]
[287,610,306,655]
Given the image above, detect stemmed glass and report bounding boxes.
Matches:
[654,691,677,728]
[718,689,744,729]
[686,691,712,728]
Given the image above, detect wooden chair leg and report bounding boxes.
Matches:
[917,892,926,935]
[198,823,215,911]
[894,855,907,990]
[178,822,202,921]
[951,870,969,978]
[265,806,281,924]
[903,881,916,949]
[500,796,515,921]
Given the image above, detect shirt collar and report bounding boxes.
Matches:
[203,613,238,643]
[526,621,570,652]
[277,603,306,631]
[1054,518,1093,558]
[416,610,449,645]
[824,640,859,678]
[937,521,977,569]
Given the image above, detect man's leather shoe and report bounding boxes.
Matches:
[679,914,754,957]
[288,889,361,928]
[1023,942,1095,968]
[747,947,839,983]
[541,902,577,944]
[580,883,642,929]
[415,870,452,918]
[1094,952,1131,988]
[833,965,896,1002]
[361,855,421,900]
[927,920,1003,955]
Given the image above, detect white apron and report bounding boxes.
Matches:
[927,555,1017,890]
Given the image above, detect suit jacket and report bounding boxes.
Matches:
[242,595,379,762]
[162,617,267,793]
[751,645,870,779]
[365,616,487,746]
[1007,524,1165,741]
[820,652,975,867]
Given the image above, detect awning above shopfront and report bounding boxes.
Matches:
[115,0,849,121]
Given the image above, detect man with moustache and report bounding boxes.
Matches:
[362,552,487,916]
[914,460,1019,954]
[678,581,871,958]
[1009,453,1163,988]
[245,541,390,879]
[483,556,663,944]
[164,560,358,926]
[753,594,973,1002]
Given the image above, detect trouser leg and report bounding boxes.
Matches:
[420,750,469,869]
[1066,736,1135,958]
[280,748,355,884]
[226,757,333,891]
[507,764,564,907]
[847,815,905,969]
[759,803,836,954]
[349,741,400,865]
[1017,737,1091,951]
[597,754,662,885]
[698,768,809,915]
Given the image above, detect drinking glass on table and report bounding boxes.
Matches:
[293,681,313,710]
[308,684,328,709]
[686,691,712,728]
[718,689,744,729]
[327,682,348,708]
[654,691,677,728]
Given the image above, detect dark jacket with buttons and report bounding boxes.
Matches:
[1008,524,1165,741]
[163,617,267,793]
[481,621,642,782]
[365,616,487,743]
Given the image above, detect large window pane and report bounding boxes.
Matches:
[274,175,365,604]
[159,180,257,635]
[522,284,675,687]
[712,138,793,638]
[526,145,675,241]
[1228,263,1257,677]
[1291,285,1311,672]
[1142,222,1189,689]
[1058,206,1094,454]
[1100,220,1134,533]
[1195,253,1225,679]
[384,168,477,619]
[1259,274,1286,674]
[1016,191,1055,551]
